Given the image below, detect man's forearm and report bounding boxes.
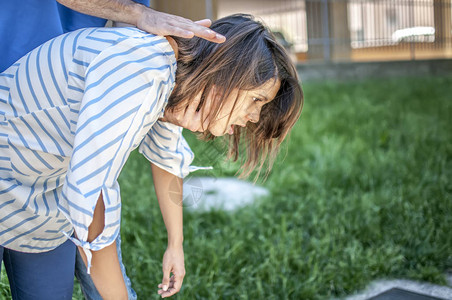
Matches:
[56,0,144,26]
[151,162,184,247]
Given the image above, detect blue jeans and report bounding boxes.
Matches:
[75,235,137,300]
[0,239,76,300]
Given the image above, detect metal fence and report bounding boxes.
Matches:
[217,0,452,62]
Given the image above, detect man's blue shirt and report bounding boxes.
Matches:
[0,0,149,72]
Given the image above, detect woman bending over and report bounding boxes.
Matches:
[0,14,302,299]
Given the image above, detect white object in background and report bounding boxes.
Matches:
[392,26,435,43]
[182,177,270,211]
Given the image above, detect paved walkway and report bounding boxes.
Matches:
[343,274,452,300]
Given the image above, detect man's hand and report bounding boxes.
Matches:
[157,246,186,298]
[137,9,226,43]
[56,0,226,44]
[159,91,214,132]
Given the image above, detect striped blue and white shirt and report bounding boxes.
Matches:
[0,27,206,267]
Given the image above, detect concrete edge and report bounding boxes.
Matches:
[296,58,452,82]
[340,276,452,300]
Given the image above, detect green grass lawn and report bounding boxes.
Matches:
[2,76,451,299]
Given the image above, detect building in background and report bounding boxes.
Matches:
[149,0,217,24]
[150,0,451,63]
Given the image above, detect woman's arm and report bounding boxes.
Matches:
[151,163,184,247]
[151,162,186,298]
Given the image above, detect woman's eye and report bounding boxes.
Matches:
[253,97,263,102]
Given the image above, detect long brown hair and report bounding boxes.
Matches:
[168,14,303,181]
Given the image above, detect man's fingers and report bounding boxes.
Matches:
[195,30,226,43]
[160,15,225,43]
[164,26,195,39]
[137,7,225,43]
[194,19,212,27]
[170,19,225,43]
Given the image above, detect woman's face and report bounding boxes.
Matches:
[206,79,281,136]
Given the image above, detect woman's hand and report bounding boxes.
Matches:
[157,246,186,298]
[159,91,213,132]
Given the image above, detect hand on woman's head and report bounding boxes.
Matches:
[136,7,226,43]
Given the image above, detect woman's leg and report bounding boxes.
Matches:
[2,239,76,300]
[76,240,129,300]
[75,192,128,300]
[75,235,137,300]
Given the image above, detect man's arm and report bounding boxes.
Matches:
[56,0,226,43]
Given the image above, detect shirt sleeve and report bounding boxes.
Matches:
[59,34,176,272]
[139,120,211,178]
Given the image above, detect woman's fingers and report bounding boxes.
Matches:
[158,247,185,298]
[160,265,172,293]
[159,274,184,298]
[157,276,180,297]
[158,275,175,288]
